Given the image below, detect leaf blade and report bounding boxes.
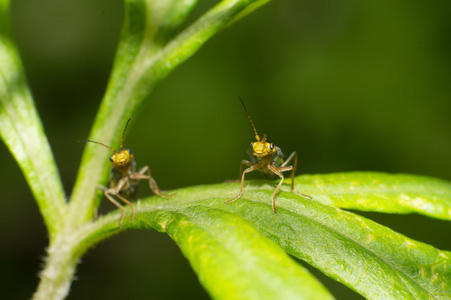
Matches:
[0,3,66,237]
[294,172,451,220]
[81,172,451,300]
[87,206,335,300]
[234,195,450,299]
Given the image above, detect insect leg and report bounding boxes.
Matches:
[267,165,286,214]
[280,151,296,167]
[135,166,176,198]
[225,164,260,205]
[240,160,254,178]
[104,189,126,227]
[115,193,135,222]
[278,164,312,201]
[291,152,297,192]
[225,160,253,183]
[279,152,311,199]
[106,177,135,226]
[93,185,108,220]
[279,151,297,191]
[296,191,312,199]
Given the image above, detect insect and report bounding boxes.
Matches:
[225,98,311,213]
[81,119,174,227]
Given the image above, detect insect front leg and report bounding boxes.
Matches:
[135,165,176,198]
[280,151,297,191]
[115,193,135,222]
[225,160,253,183]
[93,185,108,220]
[225,164,261,205]
[281,152,312,200]
[104,190,125,227]
[240,160,254,178]
[267,164,289,214]
[278,165,311,200]
[280,151,296,167]
[105,177,135,227]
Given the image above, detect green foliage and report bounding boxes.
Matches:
[0,0,450,299]
[135,206,333,300]
[114,175,451,299]
[0,0,66,239]
[295,172,451,220]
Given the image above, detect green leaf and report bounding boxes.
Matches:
[78,208,334,300]
[0,0,66,238]
[293,172,451,221]
[80,172,451,300]
[135,207,334,300]
[68,0,272,228]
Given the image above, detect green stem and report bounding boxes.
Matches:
[33,219,122,300]
[0,0,66,240]
[32,234,79,300]
[67,0,271,228]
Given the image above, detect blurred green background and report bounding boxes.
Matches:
[1,0,451,299]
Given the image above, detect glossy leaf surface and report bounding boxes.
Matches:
[82,172,451,299]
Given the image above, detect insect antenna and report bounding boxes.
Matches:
[239,97,261,141]
[120,118,132,150]
[78,139,116,153]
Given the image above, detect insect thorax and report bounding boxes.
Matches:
[109,160,139,199]
[271,146,285,167]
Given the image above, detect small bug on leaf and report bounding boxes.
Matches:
[225,98,311,213]
[80,119,175,227]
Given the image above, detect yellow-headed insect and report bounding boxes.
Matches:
[225,98,311,213]
[81,119,174,227]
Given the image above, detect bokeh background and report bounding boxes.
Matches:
[1,0,451,299]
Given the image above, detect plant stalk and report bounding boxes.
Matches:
[33,231,81,300]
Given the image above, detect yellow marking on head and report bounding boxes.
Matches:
[251,134,276,158]
[79,118,133,173]
[110,149,133,174]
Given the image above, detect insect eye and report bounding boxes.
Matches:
[269,143,274,150]
[109,156,114,162]
[250,142,254,148]
[127,149,132,154]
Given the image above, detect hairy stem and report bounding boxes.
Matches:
[33,233,80,300]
